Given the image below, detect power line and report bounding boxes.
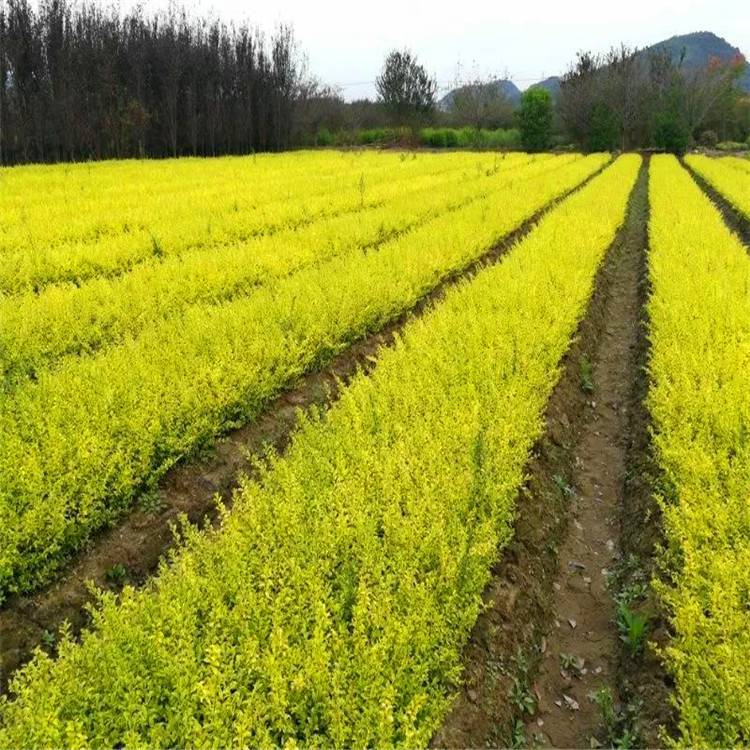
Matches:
[330,74,557,89]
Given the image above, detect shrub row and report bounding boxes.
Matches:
[0,155,640,747]
[648,155,750,745]
[0,154,609,598]
[1,153,556,385]
[0,151,468,295]
[311,127,523,150]
[418,127,521,149]
[685,153,750,222]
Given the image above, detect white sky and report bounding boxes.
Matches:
[128,0,748,99]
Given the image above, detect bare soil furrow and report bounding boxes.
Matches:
[524,166,649,749]
[433,159,654,749]
[681,158,750,248]
[616,158,675,748]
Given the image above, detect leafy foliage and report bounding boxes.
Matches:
[616,601,649,656]
[648,155,750,745]
[716,140,750,151]
[0,152,610,598]
[652,107,690,154]
[588,101,620,152]
[0,155,639,746]
[687,154,750,221]
[419,127,521,149]
[0,152,543,385]
[517,88,553,152]
[578,354,595,394]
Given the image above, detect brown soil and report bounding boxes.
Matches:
[0,160,610,693]
[681,158,750,247]
[433,159,669,749]
[616,160,676,748]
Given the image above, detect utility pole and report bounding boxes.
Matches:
[0,66,4,166]
[0,10,4,167]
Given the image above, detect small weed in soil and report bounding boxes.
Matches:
[105,562,128,586]
[509,648,537,716]
[510,718,526,748]
[589,685,643,749]
[40,628,57,651]
[552,473,574,498]
[579,354,595,393]
[616,601,649,657]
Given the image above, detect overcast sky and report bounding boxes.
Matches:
[130,0,748,99]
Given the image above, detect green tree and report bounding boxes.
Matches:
[652,107,690,153]
[375,50,436,125]
[588,101,619,151]
[652,84,691,154]
[517,87,552,152]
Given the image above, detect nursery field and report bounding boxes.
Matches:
[0,150,749,748]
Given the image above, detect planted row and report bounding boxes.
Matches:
[0,153,570,386]
[0,151,511,294]
[719,155,750,174]
[0,154,609,598]
[684,154,750,223]
[0,155,640,747]
[647,155,750,746]
[0,151,458,252]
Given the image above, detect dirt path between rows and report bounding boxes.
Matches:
[680,158,750,249]
[0,161,611,692]
[434,159,667,748]
[523,159,650,748]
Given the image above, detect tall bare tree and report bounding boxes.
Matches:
[0,0,309,164]
[446,68,515,130]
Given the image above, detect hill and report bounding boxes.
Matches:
[531,76,561,98]
[440,31,748,111]
[439,79,521,111]
[646,32,749,92]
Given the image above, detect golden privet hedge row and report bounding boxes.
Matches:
[0,153,607,598]
[648,156,750,747]
[0,155,639,748]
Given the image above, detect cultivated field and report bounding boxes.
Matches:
[0,151,748,747]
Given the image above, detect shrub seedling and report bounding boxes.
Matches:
[616,601,649,656]
[579,354,595,394]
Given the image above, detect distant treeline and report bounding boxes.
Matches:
[557,46,749,153]
[2,2,749,165]
[0,0,306,164]
[293,47,750,156]
[306,126,522,150]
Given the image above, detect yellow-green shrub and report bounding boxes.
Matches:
[0,151,520,294]
[684,153,750,222]
[0,155,639,747]
[648,155,750,746]
[0,153,609,597]
[0,154,575,386]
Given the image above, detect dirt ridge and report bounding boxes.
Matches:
[680,158,750,248]
[433,158,668,749]
[0,159,612,692]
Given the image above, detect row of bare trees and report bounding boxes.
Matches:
[2,6,747,164]
[0,0,308,164]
